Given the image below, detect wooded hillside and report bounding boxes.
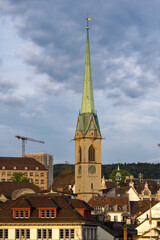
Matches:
[53,163,160,180]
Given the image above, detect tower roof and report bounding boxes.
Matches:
[81,23,95,114]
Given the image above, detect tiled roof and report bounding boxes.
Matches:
[0,194,93,223]
[116,186,130,195]
[0,182,41,199]
[126,179,158,194]
[88,196,129,210]
[0,157,47,171]
[51,171,75,194]
[130,200,158,216]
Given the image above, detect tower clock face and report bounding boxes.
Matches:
[78,166,82,174]
[88,165,96,174]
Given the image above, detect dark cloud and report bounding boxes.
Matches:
[0,0,159,103]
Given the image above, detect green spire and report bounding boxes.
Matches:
[81,24,95,114]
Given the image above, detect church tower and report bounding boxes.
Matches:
[74,19,102,202]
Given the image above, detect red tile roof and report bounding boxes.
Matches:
[0,194,93,223]
[88,196,129,211]
[0,157,47,171]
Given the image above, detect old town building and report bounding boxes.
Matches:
[0,157,47,189]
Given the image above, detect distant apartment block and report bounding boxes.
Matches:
[25,153,53,188]
[0,157,47,189]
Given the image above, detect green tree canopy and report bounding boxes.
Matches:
[10,172,31,182]
[109,169,130,182]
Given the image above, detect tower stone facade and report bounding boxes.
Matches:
[74,21,102,202]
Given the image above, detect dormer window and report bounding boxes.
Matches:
[39,209,56,218]
[2,166,5,170]
[36,166,39,170]
[13,209,30,219]
[24,166,28,170]
[13,166,16,170]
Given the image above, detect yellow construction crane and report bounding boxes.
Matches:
[15,135,45,157]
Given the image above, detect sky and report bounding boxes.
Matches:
[0,0,160,165]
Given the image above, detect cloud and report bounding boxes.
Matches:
[0,0,159,105]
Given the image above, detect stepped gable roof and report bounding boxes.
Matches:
[88,196,129,209]
[0,157,47,171]
[0,182,41,199]
[0,195,94,223]
[126,179,158,194]
[130,200,158,216]
[51,171,75,194]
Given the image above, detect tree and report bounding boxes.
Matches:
[10,172,31,182]
[109,169,130,182]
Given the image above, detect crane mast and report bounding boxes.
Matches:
[15,135,45,156]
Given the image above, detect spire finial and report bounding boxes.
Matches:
[86,17,91,30]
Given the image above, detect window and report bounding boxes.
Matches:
[2,166,5,170]
[65,229,69,238]
[1,172,5,176]
[60,229,64,239]
[15,229,30,239]
[40,209,55,218]
[46,210,50,218]
[13,166,16,170]
[36,166,39,170]
[38,229,41,239]
[79,146,82,163]
[70,229,74,239]
[43,229,46,239]
[35,172,39,177]
[16,229,19,239]
[48,229,52,239]
[59,229,74,240]
[7,172,11,176]
[88,145,95,162]
[41,172,44,177]
[30,172,33,177]
[35,179,39,184]
[51,210,54,218]
[37,229,52,240]
[26,229,30,239]
[14,210,29,219]
[24,166,28,170]
[15,210,19,218]
[24,172,28,177]
[20,210,24,218]
[117,206,121,210]
[91,183,93,190]
[41,179,44,184]
[41,210,45,218]
[0,229,8,239]
[25,210,28,218]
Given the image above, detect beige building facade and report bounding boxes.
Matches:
[0,157,47,189]
[26,152,53,188]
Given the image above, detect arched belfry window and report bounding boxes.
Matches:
[88,145,95,162]
[79,146,82,163]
